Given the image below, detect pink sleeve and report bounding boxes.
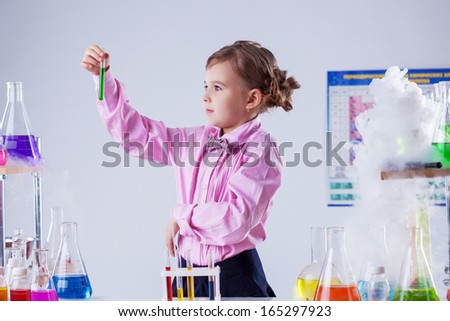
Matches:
[172,146,282,246]
[93,70,198,166]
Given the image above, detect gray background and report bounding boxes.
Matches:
[1,0,449,299]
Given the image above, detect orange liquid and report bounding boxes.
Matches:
[0,287,8,301]
[314,284,361,301]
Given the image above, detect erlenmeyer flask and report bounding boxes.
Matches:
[431,81,450,167]
[357,223,395,300]
[30,249,58,301]
[52,222,92,299]
[296,227,327,301]
[393,227,439,300]
[314,227,361,301]
[45,207,64,272]
[1,81,41,166]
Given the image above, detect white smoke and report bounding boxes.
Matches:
[349,66,447,298]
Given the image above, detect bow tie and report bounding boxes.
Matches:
[205,134,233,155]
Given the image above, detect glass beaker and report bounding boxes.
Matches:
[393,227,439,300]
[296,227,327,301]
[431,81,450,167]
[357,223,395,300]
[1,81,41,166]
[45,207,64,272]
[314,227,361,301]
[52,222,92,299]
[30,249,58,301]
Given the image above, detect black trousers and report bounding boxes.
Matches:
[172,248,275,298]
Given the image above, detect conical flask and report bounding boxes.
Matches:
[296,227,327,301]
[52,222,92,299]
[30,249,58,301]
[314,227,361,301]
[393,227,439,300]
[45,207,64,273]
[357,223,395,300]
[431,81,450,167]
[1,81,41,166]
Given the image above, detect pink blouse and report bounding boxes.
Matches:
[94,70,282,265]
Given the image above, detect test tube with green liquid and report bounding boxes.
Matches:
[98,57,106,100]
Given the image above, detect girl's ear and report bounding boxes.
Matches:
[246,88,263,112]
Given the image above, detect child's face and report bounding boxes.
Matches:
[203,61,253,135]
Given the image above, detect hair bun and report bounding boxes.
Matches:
[264,67,301,112]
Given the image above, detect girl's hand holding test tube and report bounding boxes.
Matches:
[80,44,110,75]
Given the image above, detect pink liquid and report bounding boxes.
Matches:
[31,289,58,301]
[10,289,31,301]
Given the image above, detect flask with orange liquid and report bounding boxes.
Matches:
[314,227,361,301]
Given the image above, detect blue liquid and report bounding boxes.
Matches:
[357,280,369,301]
[358,280,395,301]
[2,135,41,165]
[53,275,92,299]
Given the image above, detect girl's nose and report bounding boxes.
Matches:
[203,91,210,103]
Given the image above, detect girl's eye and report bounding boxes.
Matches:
[204,85,208,91]
[214,85,222,91]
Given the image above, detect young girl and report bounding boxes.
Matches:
[81,41,300,297]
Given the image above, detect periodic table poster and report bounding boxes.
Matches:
[327,68,450,206]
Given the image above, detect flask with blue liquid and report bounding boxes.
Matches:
[367,266,390,301]
[52,222,92,299]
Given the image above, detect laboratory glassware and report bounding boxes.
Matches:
[30,249,58,301]
[9,267,31,301]
[367,266,390,301]
[432,81,450,167]
[393,227,439,300]
[186,249,194,300]
[357,223,395,300]
[52,222,92,299]
[314,227,361,301]
[0,266,7,301]
[165,250,173,301]
[1,82,41,165]
[296,227,327,301]
[45,207,64,272]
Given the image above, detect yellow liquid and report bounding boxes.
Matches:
[297,278,318,301]
[0,287,8,301]
[187,267,195,301]
[177,288,184,301]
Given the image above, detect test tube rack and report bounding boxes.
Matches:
[161,266,221,301]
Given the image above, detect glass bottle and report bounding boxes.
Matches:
[0,266,8,301]
[45,207,64,273]
[52,222,92,299]
[357,223,395,300]
[1,81,41,166]
[296,227,327,301]
[367,266,390,301]
[431,81,450,167]
[9,267,31,301]
[5,247,27,285]
[12,228,27,259]
[314,227,361,301]
[393,227,439,300]
[30,249,58,301]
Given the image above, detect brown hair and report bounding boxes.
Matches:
[206,40,300,113]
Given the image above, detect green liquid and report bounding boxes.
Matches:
[431,142,450,167]
[98,67,106,100]
[393,287,440,301]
